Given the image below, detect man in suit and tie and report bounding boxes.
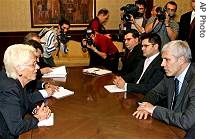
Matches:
[119,29,144,75]
[178,0,195,62]
[133,40,194,131]
[113,33,164,94]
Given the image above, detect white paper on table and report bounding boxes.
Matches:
[104,85,126,93]
[83,67,112,75]
[38,113,54,127]
[52,77,67,82]
[42,66,67,78]
[52,87,74,99]
[39,87,74,99]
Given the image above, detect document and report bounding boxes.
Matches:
[38,113,54,127]
[52,87,74,99]
[39,87,74,99]
[104,85,126,93]
[42,66,67,78]
[83,67,112,75]
[52,77,67,82]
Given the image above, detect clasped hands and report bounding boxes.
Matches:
[33,102,51,121]
[132,102,156,120]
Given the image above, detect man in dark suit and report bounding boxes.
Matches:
[119,29,144,75]
[178,0,195,62]
[133,40,194,131]
[113,33,164,94]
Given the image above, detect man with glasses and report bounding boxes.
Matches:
[145,1,179,48]
[118,29,144,75]
[113,33,164,95]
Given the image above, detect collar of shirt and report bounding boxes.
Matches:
[190,10,195,23]
[175,63,191,92]
[146,52,160,65]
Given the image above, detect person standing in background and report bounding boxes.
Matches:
[145,1,179,48]
[178,0,195,63]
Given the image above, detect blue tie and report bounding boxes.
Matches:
[175,78,179,96]
[171,78,179,110]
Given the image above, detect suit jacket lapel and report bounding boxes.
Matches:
[141,54,161,79]
[173,63,194,110]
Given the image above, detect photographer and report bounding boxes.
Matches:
[88,8,111,39]
[145,1,179,47]
[39,19,70,67]
[81,29,120,73]
[120,0,147,34]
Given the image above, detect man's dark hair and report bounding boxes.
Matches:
[165,1,177,12]
[135,0,147,8]
[125,29,140,38]
[24,40,44,53]
[59,19,70,26]
[97,8,109,16]
[141,33,162,51]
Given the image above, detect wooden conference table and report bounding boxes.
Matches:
[20,67,186,139]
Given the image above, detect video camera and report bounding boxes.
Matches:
[81,28,94,48]
[120,4,139,22]
[156,7,167,22]
[59,28,71,44]
[57,29,71,54]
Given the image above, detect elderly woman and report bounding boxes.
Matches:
[0,44,51,139]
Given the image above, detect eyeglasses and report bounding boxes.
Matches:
[19,61,38,68]
[141,43,154,48]
[124,37,134,42]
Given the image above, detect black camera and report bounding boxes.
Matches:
[59,29,71,44]
[156,7,166,21]
[81,28,94,48]
[57,29,71,54]
[120,4,139,22]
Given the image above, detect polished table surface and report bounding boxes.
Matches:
[20,67,186,139]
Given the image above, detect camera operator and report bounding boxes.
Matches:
[39,19,70,67]
[145,1,179,48]
[120,0,147,34]
[81,29,120,73]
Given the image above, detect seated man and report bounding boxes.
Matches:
[113,33,164,94]
[132,40,194,131]
[119,29,144,76]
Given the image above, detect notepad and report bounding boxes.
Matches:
[83,67,112,75]
[52,87,74,99]
[38,113,54,127]
[104,85,126,93]
[42,66,67,78]
[39,87,74,99]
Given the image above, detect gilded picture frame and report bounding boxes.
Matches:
[30,0,96,27]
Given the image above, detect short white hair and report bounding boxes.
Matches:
[161,40,192,62]
[3,44,36,79]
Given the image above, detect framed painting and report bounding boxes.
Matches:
[30,0,96,27]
